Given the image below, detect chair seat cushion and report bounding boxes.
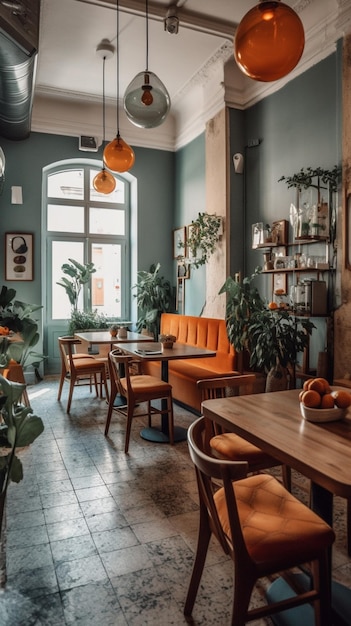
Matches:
[214,473,335,569]
[72,353,95,360]
[121,375,172,393]
[74,358,106,371]
[210,433,277,466]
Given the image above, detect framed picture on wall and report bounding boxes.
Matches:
[5,232,34,281]
[173,227,186,259]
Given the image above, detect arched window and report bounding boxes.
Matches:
[44,162,131,322]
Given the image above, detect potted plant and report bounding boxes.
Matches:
[0,375,44,540]
[109,324,119,337]
[56,258,96,312]
[132,263,174,339]
[220,269,314,391]
[0,286,45,381]
[159,334,176,349]
[178,212,222,268]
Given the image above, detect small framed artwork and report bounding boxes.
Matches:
[177,260,190,279]
[5,232,34,281]
[273,272,287,295]
[173,227,186,259]
[271,220,288,245]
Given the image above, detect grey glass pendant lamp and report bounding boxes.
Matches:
[123,0,170,128]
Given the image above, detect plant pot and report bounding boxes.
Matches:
[265,363,288,393]
[162,341,174,349]
[110,330,117,337]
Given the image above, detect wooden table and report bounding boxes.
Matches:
[75,330,152,351]
[120,341,216,443]
[202,388,351,625]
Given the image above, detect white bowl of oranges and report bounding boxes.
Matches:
[299,377,351,423]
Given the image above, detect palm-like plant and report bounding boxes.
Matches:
[132,263,174,338]
[56,259,96,312]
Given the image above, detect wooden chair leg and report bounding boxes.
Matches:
[167,395,174,445]
[282,465,292,492]
[125,401,135,454]
[184,504,212,617]
[347,497,351,556]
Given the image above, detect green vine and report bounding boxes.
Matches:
[178,212,222,269]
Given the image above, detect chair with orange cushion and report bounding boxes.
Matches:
[105,349,174,453]
[197,375,291,490]
[57,336,108,412]
[185,416,335,626]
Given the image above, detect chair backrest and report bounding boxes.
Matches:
[187,417,249,557]
[197,374,256,448]
[197,374,256,400]
[58,336,82,372]
[108,348,136,398]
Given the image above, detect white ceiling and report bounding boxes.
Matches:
[33,0,349,149]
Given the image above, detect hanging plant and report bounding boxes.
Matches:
[278,165,341,193]
[178,212,222,269]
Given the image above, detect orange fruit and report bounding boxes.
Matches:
[268,302,278,310]
[303,378,315,391]
[320,393,335,409]
[298,390,305,402]
[301,390,321,408]
[308,378,329,395]
[331,390,351,409]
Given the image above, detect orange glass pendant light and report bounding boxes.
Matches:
[104,0,135,173]
[234,0,305,82]
[103,133,135,173]
[93,40,117,194]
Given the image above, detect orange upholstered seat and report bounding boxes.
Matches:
[185,417,335,626]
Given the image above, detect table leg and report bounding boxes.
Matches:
[140,360,187,443]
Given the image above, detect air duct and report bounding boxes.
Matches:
[0,0,40,140]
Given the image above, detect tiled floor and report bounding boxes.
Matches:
[1,377,351,625]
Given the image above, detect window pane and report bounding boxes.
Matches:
[48,169,84,199]
[52,241,84,319]
[89,207,125,235]
[48,204,84,233]
[91,243,121,317]
[89,170,125,204]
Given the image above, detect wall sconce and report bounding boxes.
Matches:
[233,153,244,174]
[11,186,23,204]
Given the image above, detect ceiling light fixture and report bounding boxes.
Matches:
[234,0,305,82]
[93,39,117,194]
[103,0,135,173]
[123,0,170,129]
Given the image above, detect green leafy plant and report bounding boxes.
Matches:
[0,375,44,537]
[0,286,45,374]
[219,267,266,353]
[219,269,314,389]
[56,259,96,312]
[132,263,174,338]
[178,212,222,269]
[278,165,341,193]
[67,309,109,335]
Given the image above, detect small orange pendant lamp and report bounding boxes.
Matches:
[234,0,305,82]
[93,40,117,194]
[103,0,135,173]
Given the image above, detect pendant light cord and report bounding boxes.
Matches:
[102,55,107,166]
[145,0,149,71]
[116,0,120,137]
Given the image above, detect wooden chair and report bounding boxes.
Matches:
[197,375,291,490]
[105,349,174,453]
[185,416,335,626]
[57,336,108,413]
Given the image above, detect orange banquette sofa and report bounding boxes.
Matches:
[142,313,240,413]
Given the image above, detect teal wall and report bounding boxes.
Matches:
[0,132,175,313]
[229,47,342,287]
[174,133,206,315]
